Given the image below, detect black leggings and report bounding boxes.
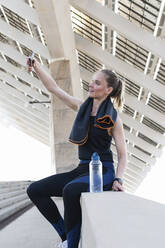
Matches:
[26,161,115,248]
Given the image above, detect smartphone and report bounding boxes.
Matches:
[28,52,34,66]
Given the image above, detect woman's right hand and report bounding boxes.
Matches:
[27,57,36,72]
[26,56,83,111]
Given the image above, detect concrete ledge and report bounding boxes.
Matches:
[0,189,26,201]
[0,182,32,194]
[0,193,28,209]
[80,192,165,248]
[0,181,33,223]
[0,199,32,222]
[0,181,32,187]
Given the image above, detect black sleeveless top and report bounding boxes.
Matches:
[78,116,114,162]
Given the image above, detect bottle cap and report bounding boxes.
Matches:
[91,152,100,161]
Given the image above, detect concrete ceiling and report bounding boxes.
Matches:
[0,0,164,193]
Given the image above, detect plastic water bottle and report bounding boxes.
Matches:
[89,152,103,192]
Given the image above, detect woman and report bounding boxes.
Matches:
[26,58,127,248]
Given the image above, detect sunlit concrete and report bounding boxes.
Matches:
[0,202,62,248]
[81,192,165,248]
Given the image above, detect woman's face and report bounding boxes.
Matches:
[89,71,113,100]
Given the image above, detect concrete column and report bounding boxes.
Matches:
[49,59,79,173]
[33,0,83,173]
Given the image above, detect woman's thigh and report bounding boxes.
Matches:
[63,163,115,197]
[103,164,115,191]
[27,166,88,198]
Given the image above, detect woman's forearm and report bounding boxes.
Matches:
[30,60,82,111]
[33,61,57,92]
[115,155,127,178]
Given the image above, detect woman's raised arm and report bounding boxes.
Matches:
[27,59,83,111]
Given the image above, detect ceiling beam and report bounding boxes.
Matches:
[0,70,49,103]
[0,80,49,115]
[33,0,83,99]
[114,159,144,190]
[126,143,156,165]
[0,0,40,26]
[125,170,142,183]
[0,19,50,59]
[120,113,165,146]
[123,176,137,187]
[75,33,165,101]
[124,172,141,185]
[114,161,145,182]
[124,130,162,157]
[112,139,156,165]
[70,0,165,60]
[0,42,49,73]
[124,94,165,127]
[0,57,49,94]
[112,149,147,170]
[126,166,145,179]
[127,162,149,175]
[0,95,48,131]
[0,86,49,124]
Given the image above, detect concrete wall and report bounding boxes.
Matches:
[80,191,165,248]
[0,181,33,225]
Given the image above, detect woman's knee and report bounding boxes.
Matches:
[63,183,81,201]
[26,181,41,199]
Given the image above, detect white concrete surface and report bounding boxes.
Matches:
[0,198,64,248]
[0,181,32,222]
[80,191,165,248]
[2,191,165,248]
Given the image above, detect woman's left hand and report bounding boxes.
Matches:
[112,180,124,192]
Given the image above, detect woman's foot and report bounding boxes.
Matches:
[58,240,68,248]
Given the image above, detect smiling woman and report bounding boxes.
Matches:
[89,72,113,101]
[26,57,127,248]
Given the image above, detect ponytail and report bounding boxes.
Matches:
[101,69,125,112]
